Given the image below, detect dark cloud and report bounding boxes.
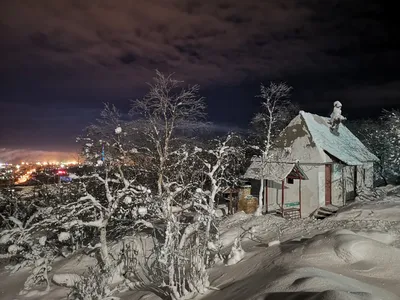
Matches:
[0,0,399,151]
[0,0,327,87]
[118,52,136,65]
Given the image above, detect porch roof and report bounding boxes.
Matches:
[243,158,307,181]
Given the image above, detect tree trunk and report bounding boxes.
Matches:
[255,178,264,216]
[158,171,163,197]
[99,226,110,268]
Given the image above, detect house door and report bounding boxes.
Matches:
[325,164,332,205]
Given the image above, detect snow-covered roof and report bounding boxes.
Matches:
[244,158,296,181]
[299,111,379,165]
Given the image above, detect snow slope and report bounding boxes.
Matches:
[1,192,400,300]
[201,194,400,300]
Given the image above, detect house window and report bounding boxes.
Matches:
[287,178,294,184]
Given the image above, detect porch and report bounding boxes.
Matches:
[267,164,307,219]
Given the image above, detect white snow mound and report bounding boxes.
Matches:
[259,267,399,300]
[58,232,70,242]
[52,273,82,287]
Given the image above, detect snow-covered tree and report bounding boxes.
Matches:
[350,109,400,184]
[195,134,244,207]
[67,104,151,268]
[348,118,388,184]
[250,82,295,215]
[129,70,207,203]
[118,72,243,299]
[381,110,400,181]
[124,135,242,299]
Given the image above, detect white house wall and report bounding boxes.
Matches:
[266,180,282,212]
[274,115,326,164]
[301,165,325,218]
[265,164,322,217]
[298,165,320,217]
[282,178,300,205]
[283,136,326,164]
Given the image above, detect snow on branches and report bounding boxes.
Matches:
[0,71,250,300]
[251,82,295,215]
[194,134,244,206]
[73,105,152,267]
[129,70,207,199]
[350,109,400,184]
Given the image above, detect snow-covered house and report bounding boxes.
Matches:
[243,110,379,218]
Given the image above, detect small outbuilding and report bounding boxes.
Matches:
[244,110,379,218]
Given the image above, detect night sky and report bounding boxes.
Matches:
[1,0,399,158]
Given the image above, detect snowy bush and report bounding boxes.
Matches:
[20,256,54,295]
[58,232,71,242]
[0,205,58,294]
[68,265,119,300]
[0,185,93,295]
[225,237,245,266]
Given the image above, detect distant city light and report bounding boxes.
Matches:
[15,168,36,184]
[3,159,80,186]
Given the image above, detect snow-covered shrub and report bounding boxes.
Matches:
[0,185,94,295]
[58,232,71,242]
[0,205,56,269]
[0,205,58,294]
[20,256,54,295]
[123,212,215,300]
[68,265,119,300]
[225,237,245,266]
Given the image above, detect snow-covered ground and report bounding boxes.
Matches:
[1,188,400,300]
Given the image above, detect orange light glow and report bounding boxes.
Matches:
[15,168,36,184]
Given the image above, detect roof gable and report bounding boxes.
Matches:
[273,115,326,164]
[274,115,313,149]
[299,111,379,165]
